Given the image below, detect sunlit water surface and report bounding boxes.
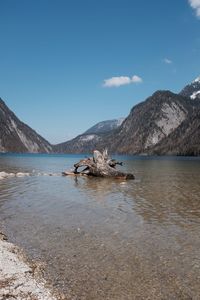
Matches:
[0,154,200,299]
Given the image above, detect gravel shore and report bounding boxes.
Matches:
[0,232,59,300]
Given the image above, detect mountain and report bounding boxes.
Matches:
[3,76,197,155]
[54,77,200,155]
[84,118,124,134]
[54,91,193,154]
[54,119,124,153]
[53,133,103,154]
[180,76,200,100]
[0,98,52,153]
[99,91,198,154]
[149,107,200,156]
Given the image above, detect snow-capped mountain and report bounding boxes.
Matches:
[53,118,124,153]
[1,75,200,155]
[54,76,200,155]
[180,76,200,100]
[99,91,197,154]
[84,118,124,134]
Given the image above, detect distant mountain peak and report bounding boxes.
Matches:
[84,118,124,135]
[179,76,200,100]
[193,76,200,83]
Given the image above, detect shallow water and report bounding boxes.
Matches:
[0,154,200,299]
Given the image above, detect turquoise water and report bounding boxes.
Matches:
[0,154,200,299]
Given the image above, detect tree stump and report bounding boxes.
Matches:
[63,150,134,179]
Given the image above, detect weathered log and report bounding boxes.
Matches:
[63,150,134,179]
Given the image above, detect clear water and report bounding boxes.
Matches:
[0,154,200,299]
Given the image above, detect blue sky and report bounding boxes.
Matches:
[0,0,200,143]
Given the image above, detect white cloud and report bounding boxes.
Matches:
[188,0,200,18]
[103,75,143,88]
[163,58,172,64]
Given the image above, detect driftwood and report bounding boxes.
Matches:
[63,150,134,179]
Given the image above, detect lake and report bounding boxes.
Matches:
[0,154,200,299]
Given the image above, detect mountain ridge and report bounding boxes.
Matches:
[1,76,200,155]
[0,98,52,153]
[180,76,200,100]
[97,90,198,154]
[54,88,200,155]
[149,106,200,156]
[84,118,124,135]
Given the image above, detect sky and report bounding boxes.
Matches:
[0,0,200,144]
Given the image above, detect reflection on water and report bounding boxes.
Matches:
[0,154,200,299]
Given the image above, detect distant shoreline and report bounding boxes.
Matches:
[0,152,200,159]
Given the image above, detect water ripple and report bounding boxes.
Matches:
[0,155,200,299]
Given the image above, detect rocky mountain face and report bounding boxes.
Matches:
[54,77,200,155]
[1,76,200,155]
[99,91,198,154]
[0,98,52,153]
[149,107,200,156]
[84,118,124,134]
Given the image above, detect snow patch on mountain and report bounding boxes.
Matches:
[84,118,124,135]
[80,135,96,142]
[193,76,200,83]
[190,90,200,99]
